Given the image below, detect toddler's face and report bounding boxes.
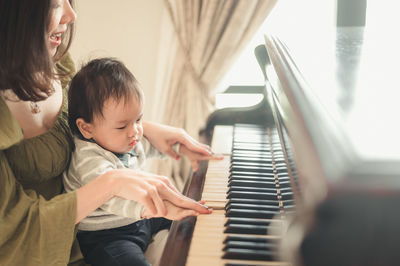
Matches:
[89,96,143,154]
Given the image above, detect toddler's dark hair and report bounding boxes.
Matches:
[68,57,143,136]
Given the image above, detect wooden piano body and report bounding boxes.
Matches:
[160,15,400,266]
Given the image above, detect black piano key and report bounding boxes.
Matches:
[232,143,270,147]
[231,156,273,164]
[282,199,295,205]
[223,240,275,250]
[233,144,271,150]
[284,205,296,211]
[233,147,271,153]
[228,176,276,182]
[231,156,286,164]
[233,139,270,144]
[231,161,274,168]
[223,248,275,261]
[234,131,267,134]
[228,179,278,186]
[280,187,293,193]
[277,180,292,187]
[229,177,279,183]
[228,187,292,196]
[229,175,291,182]
[228,180,277,188]
[234,133,269,138]
[227,198,280,206]
[232,151,274,157]
[231,167,288,174]
[275,166,290,172]
[227,186,278,194]
[226,203,280,211]
[272,158,286,163]
[272,147,283,151]
[234,136,269,141]
[234,128,268,132]
[231,160,287,166]
[234,131,268,136]
[226,208,279,219]
[229,172,276,178]
[228,186,292,194]
[281,192,293,200]
[225,217,273,226]
[230,165,275,172]
[275,169,290,175]
[225,223,283,236]
[224,224,270,235]
[225,200,296,212]
[234,128,267,133]
[227,191,278,200]
[231,154,275,160]
[224,235,276,243]
[231,152,274,157]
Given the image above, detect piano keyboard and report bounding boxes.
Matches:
[186,124,295,266]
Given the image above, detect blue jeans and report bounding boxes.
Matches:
[77,218,171,266]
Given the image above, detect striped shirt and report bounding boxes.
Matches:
[63,136,170,231]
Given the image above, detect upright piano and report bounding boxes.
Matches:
[160,14,400,266]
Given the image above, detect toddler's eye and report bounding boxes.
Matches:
[117,126,126,130]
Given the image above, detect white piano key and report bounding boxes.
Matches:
[211,126,234,155]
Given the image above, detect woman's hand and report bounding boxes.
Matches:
[111,169,211,217]
[142,121,217,168]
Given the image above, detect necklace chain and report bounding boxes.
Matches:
[1,90,43,114]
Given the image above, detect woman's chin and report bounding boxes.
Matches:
[48,46,57,57]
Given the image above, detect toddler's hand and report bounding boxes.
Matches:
[142,200,212,221]
[179,145,223,172]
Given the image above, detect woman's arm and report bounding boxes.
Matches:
[0,152,77,265]
[75,169,211,224]
[75,171,116,223]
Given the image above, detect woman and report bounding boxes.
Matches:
[0,0,214,265]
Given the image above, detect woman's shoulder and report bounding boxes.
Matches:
[0,96,24,150]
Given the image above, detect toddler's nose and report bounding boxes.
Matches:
[128,123,139,137]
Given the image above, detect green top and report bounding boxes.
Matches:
[0,54,87,266]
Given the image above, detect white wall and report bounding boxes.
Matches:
[70,0,164,120]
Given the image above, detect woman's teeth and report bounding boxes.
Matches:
[50,33,62,41]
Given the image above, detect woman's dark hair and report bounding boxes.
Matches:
[68,57,144,136]
[0,0,75,101]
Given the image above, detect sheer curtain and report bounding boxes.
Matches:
[148,0,277,190]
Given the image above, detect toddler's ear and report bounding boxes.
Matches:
[76,118,93,139]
